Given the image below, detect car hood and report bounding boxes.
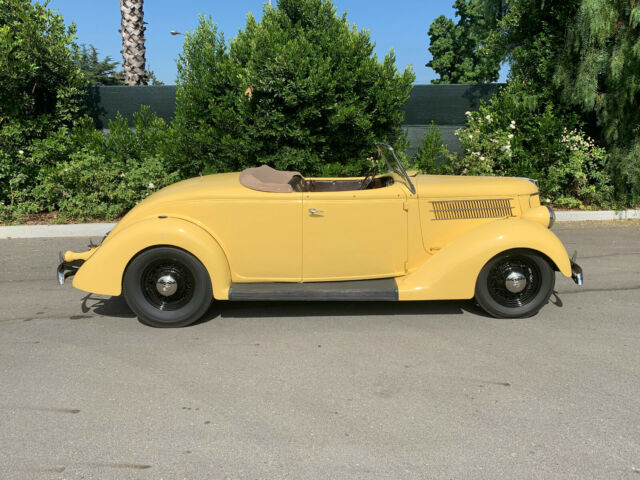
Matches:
[412,174,538,198]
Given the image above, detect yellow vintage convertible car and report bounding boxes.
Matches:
[58,144,582,327]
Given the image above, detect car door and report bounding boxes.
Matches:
[198,190,303,282]
[302,182,407,281]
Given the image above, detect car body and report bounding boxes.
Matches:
[58,144,582,327]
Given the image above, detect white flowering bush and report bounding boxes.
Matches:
[420,84,615,208]
[546,128,613,208]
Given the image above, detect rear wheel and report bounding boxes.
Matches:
[474,249,555,318]
[123,247,212,328]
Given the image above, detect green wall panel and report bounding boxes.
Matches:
[84,84,503,154]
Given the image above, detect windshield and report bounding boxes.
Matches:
[375,143,416,194]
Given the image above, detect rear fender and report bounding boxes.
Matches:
[397,219,571,301]
[72,217,231,299]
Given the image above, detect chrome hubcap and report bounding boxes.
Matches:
[156,274,178,296]
[504,271,527,293]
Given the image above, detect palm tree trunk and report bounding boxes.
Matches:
[120,0,147,85]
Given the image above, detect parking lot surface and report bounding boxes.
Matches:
[0,222,639,479]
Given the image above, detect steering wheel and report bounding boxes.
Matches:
[359,164,379,190]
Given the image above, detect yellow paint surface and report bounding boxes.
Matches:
[66,171,573,301]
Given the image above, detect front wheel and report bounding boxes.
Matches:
[123,247,213,328]
[474,249,555,318]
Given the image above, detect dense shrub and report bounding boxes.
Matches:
[34,108,181,221]
[415,84,615,209]
[412,123,449,173]
[174,0,415,177]
[0,0,86,210]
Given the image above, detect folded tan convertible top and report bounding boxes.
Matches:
[239,165,302,193]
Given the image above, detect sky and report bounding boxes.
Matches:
[46,0,489,85]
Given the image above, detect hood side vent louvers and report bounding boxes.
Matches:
[430,198,515,220]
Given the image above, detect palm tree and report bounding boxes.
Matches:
[119,0,147,85]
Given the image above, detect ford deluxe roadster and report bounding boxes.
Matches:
[57,144,583,327]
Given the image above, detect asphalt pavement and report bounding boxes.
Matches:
[0,222,639,479]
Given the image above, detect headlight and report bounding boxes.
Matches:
[521,205,555,228]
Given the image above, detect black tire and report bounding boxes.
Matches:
[123,247,213,328]
[474,249,555,319]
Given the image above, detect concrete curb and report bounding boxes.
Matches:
[0,223,116,239]
[554,209,640,222]
[0,210,638,239]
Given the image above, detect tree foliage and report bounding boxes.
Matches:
[0,0,85,127]
[555,0,640,203]
[73,44,165,86]
[174,0,415,176]
[73,44,124,86]
[489,0,579,88]
[427,0,640,206]
[427,0,502,84]
[0,0,86,210]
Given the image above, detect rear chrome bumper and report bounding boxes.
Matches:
[570,251,583,286]
[56,252,85,285]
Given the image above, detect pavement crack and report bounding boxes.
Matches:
[557,286,640,294]
[85,463,152,470]
[580,252,640,259]
[3,406,80,414]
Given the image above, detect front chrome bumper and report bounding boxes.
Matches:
[570,252,583,286]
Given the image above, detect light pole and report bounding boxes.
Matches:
[170,30,188,80]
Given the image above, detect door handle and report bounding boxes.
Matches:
[308,208,324,215]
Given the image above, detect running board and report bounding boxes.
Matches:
[228,278,398,301]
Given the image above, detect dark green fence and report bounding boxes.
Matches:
[86,86,177,129]
[86,84,503,155]
[402,84,503,155]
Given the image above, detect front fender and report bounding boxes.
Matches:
[397,219,571,301]
[72,217,231,299]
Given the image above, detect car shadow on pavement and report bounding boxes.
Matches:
[79,293,569,324]
[80,294,136,318]
[214,299,474,319]
[80,294,484,324]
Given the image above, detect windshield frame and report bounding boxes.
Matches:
[375,143,416,195]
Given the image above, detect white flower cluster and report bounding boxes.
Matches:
[560,127,596,151]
